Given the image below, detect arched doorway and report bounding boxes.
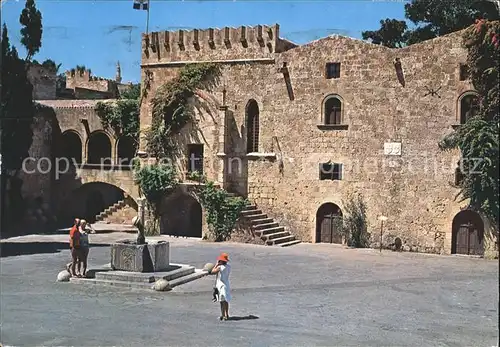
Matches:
[160,194,203,238]
[116,136,136,166]
[57,182,126,227]
[61,131,82,164]
[316,203,343,243]
[451,210,484,256]
[87,132,112,165]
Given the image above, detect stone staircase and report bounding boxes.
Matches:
[69,263,208,290]
[95,200,136,224]
[227,192,300,247]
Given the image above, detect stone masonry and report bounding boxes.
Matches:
[138,24,498,257]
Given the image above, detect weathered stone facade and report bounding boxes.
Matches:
[28,64,57,100]
[138,24,497,257]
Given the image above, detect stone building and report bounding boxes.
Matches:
[138,24,497,257]
[14,63,138,231]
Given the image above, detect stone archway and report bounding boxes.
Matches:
[87,131,112,165]
[451,209,485,256]
[316,203,343,244]
[160,193,203,238]
[116,136,136,166]
[61,130,82,164]
[56,182,133,227]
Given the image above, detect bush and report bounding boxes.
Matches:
[336,194,370,248]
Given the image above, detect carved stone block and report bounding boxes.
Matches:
[110,240,170,273]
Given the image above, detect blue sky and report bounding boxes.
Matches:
[2,0,407,83]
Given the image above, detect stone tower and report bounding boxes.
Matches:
[115,61,122,83]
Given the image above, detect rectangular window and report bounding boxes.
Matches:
[459,64,469,81]
[187,144,204,174]
[319,163,343,180]
[325,63,341,79]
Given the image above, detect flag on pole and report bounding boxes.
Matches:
[133,0,148,10]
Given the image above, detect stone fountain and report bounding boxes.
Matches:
[68,198,209,291]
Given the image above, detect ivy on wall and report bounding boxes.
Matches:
[133,160,179,235]
[95,99,140,141]
[187,172,248,242]
[145,63,221,158]
[439,20,499,227]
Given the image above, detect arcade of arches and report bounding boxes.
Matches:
[316,203,343,244]
[60,130,136,166]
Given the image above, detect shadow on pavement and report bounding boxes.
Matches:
[228,315,259,321]
[0,242,109,258]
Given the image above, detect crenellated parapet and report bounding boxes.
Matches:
[65,68,117,96]
[141,24,297,65]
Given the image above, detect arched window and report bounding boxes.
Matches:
[459,92,479,124]
[61,131,82,164]
[87,131,112,165]
[246,99,259,153]
[116,136,136,166]
[323,96,343,125]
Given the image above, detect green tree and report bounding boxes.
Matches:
[20,0,43,61]
[363,0,500,47]
[439,20,500,228]
[120,83,141,100]
[362,19,407,48]
[1,0,43,229]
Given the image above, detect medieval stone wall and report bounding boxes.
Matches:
[139,25,494,255]
[28,64,57,100]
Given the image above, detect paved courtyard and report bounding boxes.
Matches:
[1,232,498,346]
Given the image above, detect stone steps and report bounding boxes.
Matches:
[236,200,301,247]
[266,235,296,246]
[278,240,302,247]
[69,263,208,291]
[95,200,126,222]
[169,269,207,288]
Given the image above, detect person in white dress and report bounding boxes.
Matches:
[210,252,231,320]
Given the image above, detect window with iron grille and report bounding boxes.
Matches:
[459,64,469,81]
[324,97,342,125]
[319,163,343,180]
[187,144,204,174]
[246,99,260,153]
[325,63,341,79]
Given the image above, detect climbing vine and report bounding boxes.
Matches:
[189,173,248,242]
[145,63,221,158]
[133,161,179,234]
[95,100,140,140]
[439,20,499,227]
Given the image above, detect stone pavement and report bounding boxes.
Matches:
[0,232,498,346]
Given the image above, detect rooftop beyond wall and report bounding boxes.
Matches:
[141,24,298,66]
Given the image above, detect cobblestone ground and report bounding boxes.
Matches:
[1,232,498,346]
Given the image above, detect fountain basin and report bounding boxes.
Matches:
[110,240,170,272]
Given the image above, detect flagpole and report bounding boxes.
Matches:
[146,0,150,34]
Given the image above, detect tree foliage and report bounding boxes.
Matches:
[439,20,500,227]
[120,83,141,100]
[1,0,43,228]
[335,194,370,248]
[362,0,500,47]
[19,0,43,60]
[191,175,248,242]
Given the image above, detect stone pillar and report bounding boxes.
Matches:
[137,197,147,226]
[217,106,228,188]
